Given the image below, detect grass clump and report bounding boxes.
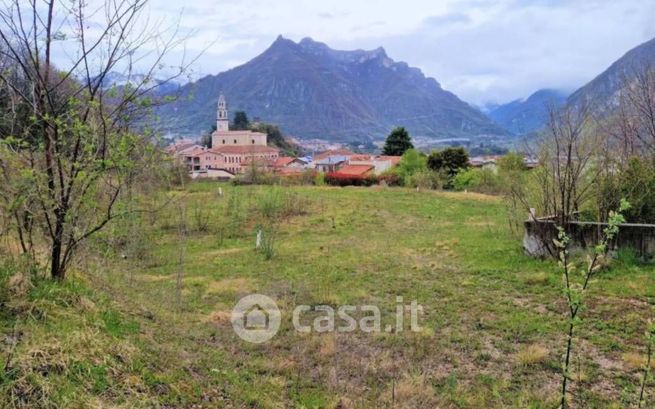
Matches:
[516,344,549,366]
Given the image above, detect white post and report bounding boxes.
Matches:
[256,229,262,249]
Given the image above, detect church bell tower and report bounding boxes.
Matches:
[216,93,229,132]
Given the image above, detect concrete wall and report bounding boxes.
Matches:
[523,219,655,259]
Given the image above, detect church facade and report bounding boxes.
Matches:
[211,94,268,147]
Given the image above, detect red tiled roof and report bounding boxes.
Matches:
[210,145,279,154]
[274,156,296,167]
[334,164,374,176]
[349,154,374,161]
[179,146,206,156]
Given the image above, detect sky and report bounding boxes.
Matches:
[57,0,655,106]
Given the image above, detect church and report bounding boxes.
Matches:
[211,94,268,147]
[197,93,279,174]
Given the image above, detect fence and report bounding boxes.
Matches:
[523,214,655,259]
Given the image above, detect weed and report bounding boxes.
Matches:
[516,344,549,366]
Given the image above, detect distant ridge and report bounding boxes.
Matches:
[155,36,508,143]
[487,89,568,135]
[567,36,655,110]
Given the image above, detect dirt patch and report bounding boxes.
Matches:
[204,278,254,295]
[204,310,232,324]
[139,274,171,282]
[437,191,501,203]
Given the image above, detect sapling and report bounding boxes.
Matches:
[555,199,630,408]
[638,319,655,408]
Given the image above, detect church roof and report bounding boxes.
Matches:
[212,130,267,137]
[210,145,279,154]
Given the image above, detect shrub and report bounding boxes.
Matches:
[325,173,378,187]
[378,171,401,186]
[192,205,210,232]
[452,168,480,191]
[233,170,281,186]
[497,152,526,172]
[313,172,326,186]
[258,188,283,220]
[597,157,655,224]
[453,168,502,194]
[408,170,443,190]
[166,162,191,188]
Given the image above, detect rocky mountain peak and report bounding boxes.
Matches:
[155,36,508,142]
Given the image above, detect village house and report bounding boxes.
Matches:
[313,149,355,163]
[273,156,309,169]
[469,155,501,172]
[271,156,311,175]
[347,154,401,175]
[315,155,348,173]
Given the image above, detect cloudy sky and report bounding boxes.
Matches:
[131,0,655,105]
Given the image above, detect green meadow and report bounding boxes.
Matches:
[1,182,654,408]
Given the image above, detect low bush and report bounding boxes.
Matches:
[278,169,317,186]
[233,170,281,186]
[325,173,378,187]
[407,170,443,190]
[453,168,503,194]
[314,172,326,186]
[378,171,401,186]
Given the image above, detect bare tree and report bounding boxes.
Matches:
[536,102,602,226]
[0,0,197,279]
[618,63,655,155]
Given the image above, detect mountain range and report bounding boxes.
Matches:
[486,89,569,135]
[144,34,655,143]
[488,36,655,136]
[100,72,184,95]
[154,36,508,143]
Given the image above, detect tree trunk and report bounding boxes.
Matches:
[50,213,65,280]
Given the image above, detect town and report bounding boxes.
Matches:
[167,94,537,185]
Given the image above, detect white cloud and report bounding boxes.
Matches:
[53,0,655,105]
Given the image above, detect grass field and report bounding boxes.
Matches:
[1,182,654,408]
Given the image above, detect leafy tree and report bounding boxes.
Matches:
[497,152,526,172]
[200,133,212,148]
[250,122,300,156]
[396,149,426,185]
[427,151,444,171]
[430,147,469,176]
[427,147,470,188]
[382,127,413,156]
[232,111,250,130]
